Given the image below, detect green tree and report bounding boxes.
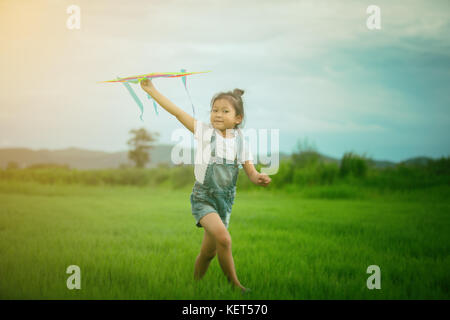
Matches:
[127,128,159,168]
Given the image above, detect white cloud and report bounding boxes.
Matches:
[0,0,448,158]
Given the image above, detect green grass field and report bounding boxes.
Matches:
[0,180,449,299]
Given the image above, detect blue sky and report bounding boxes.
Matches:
[0,0,449,162]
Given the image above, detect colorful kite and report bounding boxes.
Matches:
[99,69,211,121]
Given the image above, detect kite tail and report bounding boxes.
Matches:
[119,68,200,120]
[147,93,159,115]
[121,77,144,121]
[120,76,160,120]
[180,68,196,117]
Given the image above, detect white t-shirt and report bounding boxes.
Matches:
[193,119,253,184]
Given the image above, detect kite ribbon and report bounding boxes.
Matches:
[118,68,199,121]
[147,93,159,115]
[180,68,196,118]
[120,77,144,121]
[119,76,159,121]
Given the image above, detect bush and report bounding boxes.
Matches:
[340,152,369,178]
[6,161,20,169]
[293,166,317,186]
[171,165,194,189]
[152,168,171,186]
[0,153,448,191]
[291,137,320,169]
[269,159,294,188]
[426,156,450,176]
[27,163,70,170]
[317,163,339,185]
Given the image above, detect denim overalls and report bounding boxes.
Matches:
[190,128,243,229]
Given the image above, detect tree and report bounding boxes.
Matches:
[127,128,159,168]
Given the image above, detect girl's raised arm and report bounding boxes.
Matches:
[141,79,195,134]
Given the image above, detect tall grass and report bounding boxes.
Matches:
[0,180,448,299]
[0,151,449,299]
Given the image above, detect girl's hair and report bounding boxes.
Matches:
[210,88,246,129]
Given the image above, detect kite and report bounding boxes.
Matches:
[99,69,211,121]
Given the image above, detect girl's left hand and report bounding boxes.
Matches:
[255,173,271,187]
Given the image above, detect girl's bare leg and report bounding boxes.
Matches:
[197,212,247,291]
[194,228,217,280]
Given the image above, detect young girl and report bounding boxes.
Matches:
[140,78,271,293]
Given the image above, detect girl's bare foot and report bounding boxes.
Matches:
[232,283,251,293]
[241,287,251,294]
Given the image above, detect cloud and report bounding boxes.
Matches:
[0,0,448,160]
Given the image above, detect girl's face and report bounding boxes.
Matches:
[210,99,242,132]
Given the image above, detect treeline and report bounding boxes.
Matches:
[1,152,449,191]
[268,152,450,191]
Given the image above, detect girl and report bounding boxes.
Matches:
[140,78,271,293]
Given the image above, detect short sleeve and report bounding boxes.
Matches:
[241,136,254,163]
[194,119,213,141]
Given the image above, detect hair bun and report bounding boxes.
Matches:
[233,88,244,97]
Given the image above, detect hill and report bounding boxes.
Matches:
[0,146,432,170]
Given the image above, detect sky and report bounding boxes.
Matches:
[0,0,449,163]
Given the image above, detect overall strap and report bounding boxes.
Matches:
[211,129,216,157]
[236,128,244,165]
[210,128,241,165]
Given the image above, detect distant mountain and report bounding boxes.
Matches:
[0,146,434,170]
[289,152,398,169]
[0,146,294,170]
[0,146,190,170]
[399,156,434,167]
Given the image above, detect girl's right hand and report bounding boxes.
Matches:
[255,172,271,187]
[140,78,154,91]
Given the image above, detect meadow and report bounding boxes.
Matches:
[0,177,448,299]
